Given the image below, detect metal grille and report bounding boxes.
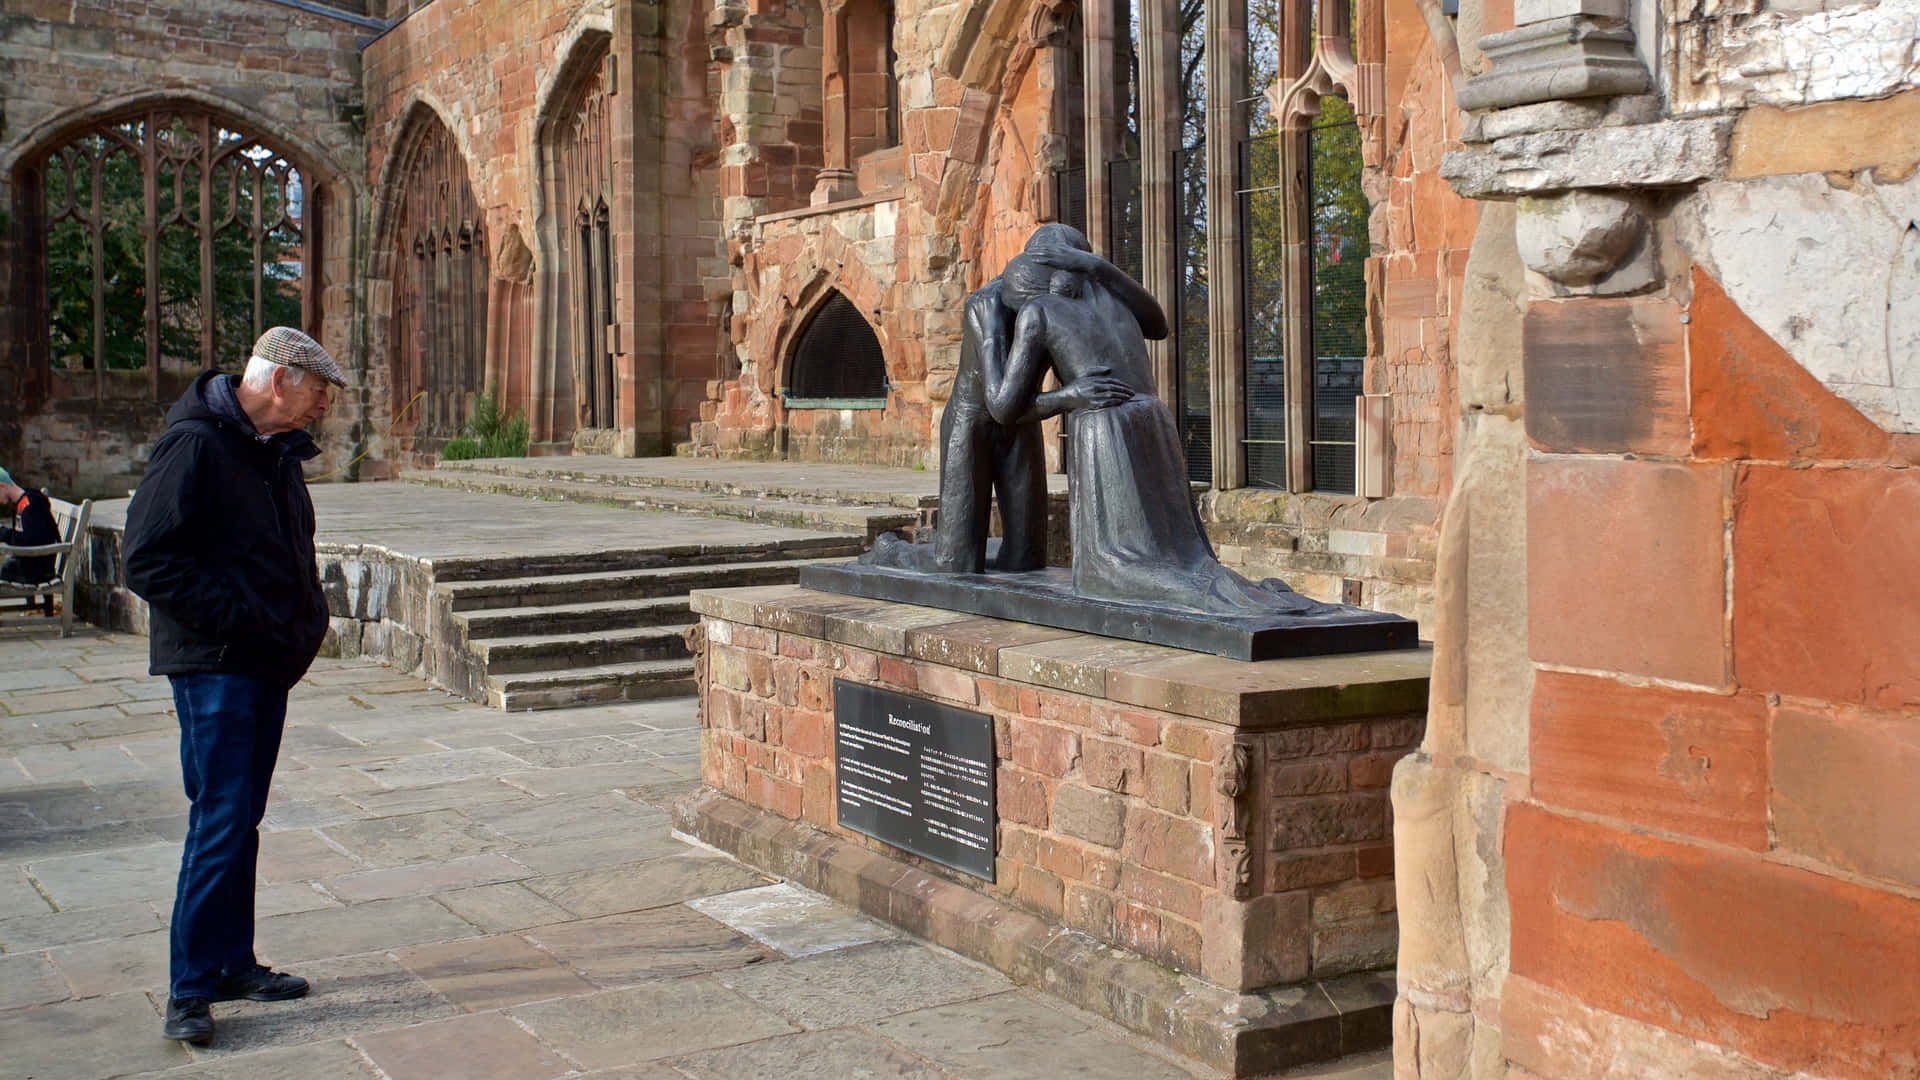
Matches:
[1055,165,1088,237]
[554,53,617,431]
[1172,145,1210,485]
[389,113,488,440]
[37,109,305,397]
[789,291,888,401]
[1236,133,1287,489]
[1308,100,1365,494]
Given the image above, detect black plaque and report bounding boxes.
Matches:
[833,679,997,881]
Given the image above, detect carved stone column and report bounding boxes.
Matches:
[812,0,861,205]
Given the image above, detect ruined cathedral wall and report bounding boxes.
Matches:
[1395,0,1920,1075]
[696,0,1016,466]
[362,0,725,463]
[0,1,366,497]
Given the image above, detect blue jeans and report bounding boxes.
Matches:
[168,673,288,999]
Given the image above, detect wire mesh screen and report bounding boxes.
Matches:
[1105,158,1144,286]
[1308,100,1365,494]
[1238,133,1287,489]
[789,291,888,400]
[1173,144,1211,485]
[1055,166,1088,237]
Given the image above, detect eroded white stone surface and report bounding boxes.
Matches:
[1672,0,1920,113]
[1684,170,1920,432]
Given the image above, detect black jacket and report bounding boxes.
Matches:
[0,486,59,585]
[123,371,328,688]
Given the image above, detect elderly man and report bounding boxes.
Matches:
[123,327,346,1045]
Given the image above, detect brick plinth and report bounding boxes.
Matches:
[682,583,1429,1072]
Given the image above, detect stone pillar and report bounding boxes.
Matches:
[812,0,861,205]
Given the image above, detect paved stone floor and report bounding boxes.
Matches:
[0,622,1389,1080]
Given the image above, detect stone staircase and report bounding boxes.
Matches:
[398,460,936,711]
[431,545,864,711]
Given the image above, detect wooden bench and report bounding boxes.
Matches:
[0,495,94,638]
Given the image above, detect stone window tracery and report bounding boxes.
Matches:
[546,47,620,434]
[27,108,310,400]
[388,112,488,441]
[1052,0,1377,493]
[815,0,902,203]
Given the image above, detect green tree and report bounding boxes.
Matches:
[44,121,302,373]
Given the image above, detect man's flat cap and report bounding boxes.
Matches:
[253,327,348,387]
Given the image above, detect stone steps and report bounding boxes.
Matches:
[400,467,922,540]
[473,623,696,675]
[457,596,693,639]
[440,557,840,613]
[487,658,698,711]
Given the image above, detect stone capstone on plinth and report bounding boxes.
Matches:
[675,584,1432,1077]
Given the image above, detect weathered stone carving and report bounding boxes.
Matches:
[1513,189,1655,293]
[682,621,709,728]
[1455,16,1650,113]
[1217,741,1254,899]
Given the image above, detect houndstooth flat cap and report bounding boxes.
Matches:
[252,327,348,387]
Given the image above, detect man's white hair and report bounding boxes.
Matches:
[241,354,307,391]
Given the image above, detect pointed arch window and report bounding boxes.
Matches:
[29,108,309,399]
[389,113,488,440]
[785,290,888,407]
[548,47,619,433]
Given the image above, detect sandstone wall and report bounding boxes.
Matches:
[0,0,369,497]
[1396,0,1920,1075]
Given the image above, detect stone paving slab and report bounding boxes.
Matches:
[0,626,1388,1080]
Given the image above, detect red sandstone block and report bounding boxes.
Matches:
[1114,901,1162,956]
[1124,808,1214,887]
[915,662,977,705]
[997,770,1051,827]
[1507,802,1920,1079]
[733,625,775,651]
[978,678,1022,713]
[802,764,835,827]
[833,646,880,680]
[1016,866,1064,917]
[1531,671,1768,849]
[742,739,774,773]
[1143,753,1189,813]
[1371,716,1424,749]
[1163,722,1215,760]
[1037,693,1091,728]
[1356,845,1394,879]
[1091,703,1161,746]
[1270,794,1390,850]
[1528,458,1730,686]
[1036,837,1087,881]
[1269,851,1359,891]
[877,656,917,691]
[1081,737,1143,794]
[1161,915,1203,974]
[1522,298,1689,456]
[1688,269,1891,464]
[1119,865,1205,922]
[1348,752,1406,790]
[1732,465,1920,709]
[1083,848,1122,890]
[1772,703,1920,888]
[1268,761,1349,797]
[780,708,829,759]
[1012,724,1078,778]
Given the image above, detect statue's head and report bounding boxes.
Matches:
[1002,254,1083,310]
[1025,223,1091,255]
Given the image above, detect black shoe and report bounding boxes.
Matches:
[213,967,309,1002]
[162,996,213,1044]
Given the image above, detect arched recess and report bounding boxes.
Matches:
[785,289,889,402]
[3,94,344,410]
[537,30,617,444]
[378,104,489,446]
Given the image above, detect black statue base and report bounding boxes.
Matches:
[799,561,1418,662]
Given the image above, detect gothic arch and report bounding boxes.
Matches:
[368,101,490,449]
[534,26,618,444]
[3,92,352,409]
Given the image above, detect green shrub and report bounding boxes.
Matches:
[441,388,530,461]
